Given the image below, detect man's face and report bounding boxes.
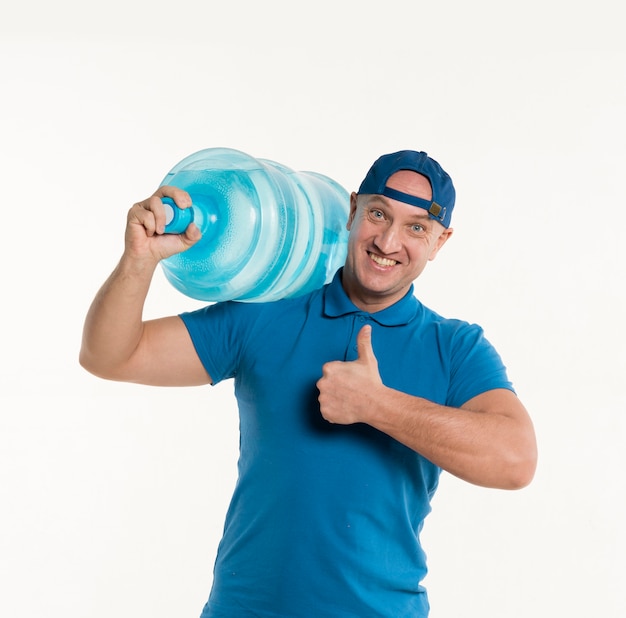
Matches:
[342,170,453,311]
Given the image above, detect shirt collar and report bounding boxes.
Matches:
[323,268,419,326]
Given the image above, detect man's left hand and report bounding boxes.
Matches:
[317,325,383,425]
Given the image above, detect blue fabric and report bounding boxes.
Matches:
[180,270,513,617]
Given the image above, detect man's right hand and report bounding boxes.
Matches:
[125,185,202,263]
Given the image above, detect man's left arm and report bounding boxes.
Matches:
[317,325,537,490]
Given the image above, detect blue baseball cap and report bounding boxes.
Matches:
[358,150,456,228]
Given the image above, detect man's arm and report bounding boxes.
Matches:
[317,325,537,490]
[79,186,211,387]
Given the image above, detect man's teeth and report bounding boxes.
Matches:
[369,253,397,267]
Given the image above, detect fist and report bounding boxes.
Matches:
[125,186,201,262]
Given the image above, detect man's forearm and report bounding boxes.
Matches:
[363,387,537,490]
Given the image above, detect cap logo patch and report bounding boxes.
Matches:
[429,203,443,218]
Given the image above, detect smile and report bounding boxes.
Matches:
[369,252,397,267]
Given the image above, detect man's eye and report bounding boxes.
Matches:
[411,224,424,233]
[371,209,384,219]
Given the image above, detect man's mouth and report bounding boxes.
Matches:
[369,252,397,267]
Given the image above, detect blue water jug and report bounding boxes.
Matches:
[159,147,349,302]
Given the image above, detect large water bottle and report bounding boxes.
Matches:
[158,147,349,303]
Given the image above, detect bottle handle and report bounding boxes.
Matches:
[162,197,194,234]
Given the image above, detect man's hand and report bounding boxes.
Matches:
[317,325,384,425]
[125,185,202,263]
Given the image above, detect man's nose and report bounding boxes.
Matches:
[374,225,402,254]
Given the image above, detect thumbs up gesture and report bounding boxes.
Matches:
[317,325,384,425]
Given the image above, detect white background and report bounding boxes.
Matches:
[1,1,624,616]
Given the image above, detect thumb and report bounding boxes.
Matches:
[356,324,376,364]
[158,222,201,262]
[179,222,203,247]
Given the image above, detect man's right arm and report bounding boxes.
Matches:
[79,186,212,387]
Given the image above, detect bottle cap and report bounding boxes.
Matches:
[162,197,194,234]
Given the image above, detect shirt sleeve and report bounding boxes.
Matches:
[446,322,515,408]
[179,301,258,385]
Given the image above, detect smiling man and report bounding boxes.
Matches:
[80,149,537,617]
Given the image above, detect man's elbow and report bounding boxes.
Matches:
[78,348,125,382]
[502,444,538,490]
[499,404,538,490]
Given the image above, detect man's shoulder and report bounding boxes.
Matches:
[209,285,326,326]
[415,298,480,332]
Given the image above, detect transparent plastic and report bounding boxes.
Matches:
[159,147,349,302]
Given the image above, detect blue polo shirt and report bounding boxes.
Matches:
[181,269,513,617]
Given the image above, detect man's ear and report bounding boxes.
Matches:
[428,227,454,261]
[347,192,358,230]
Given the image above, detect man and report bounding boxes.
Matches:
[80,150,537,617]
